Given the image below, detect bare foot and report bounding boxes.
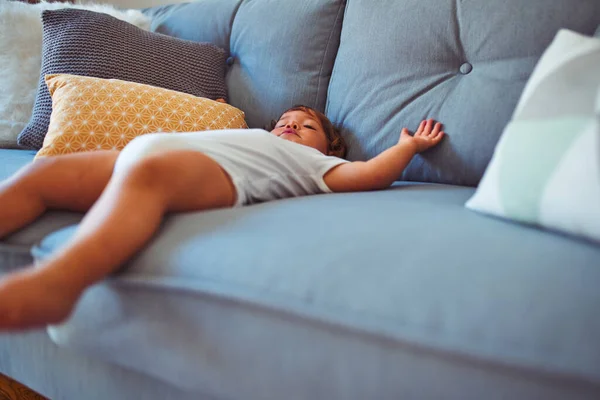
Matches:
[0,268,82,331]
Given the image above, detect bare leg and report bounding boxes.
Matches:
[0,150,235,331]
[0,151,119,239]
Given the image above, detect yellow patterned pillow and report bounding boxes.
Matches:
[36,74,248,158]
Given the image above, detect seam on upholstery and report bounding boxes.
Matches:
[317,0,346,110]
[453,0,467,61]
[225,0,245,102]
[0,243,32,255]
[228,0,245,55]
[67,275,600,393]
[325,0,349,115]
[37,241,600,383]
[108,273,590,383]
[229,0,245,34]
[398,72,456,111]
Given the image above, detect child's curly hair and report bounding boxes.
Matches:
[268,105,347,158]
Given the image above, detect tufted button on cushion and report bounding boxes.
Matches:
[459,62,473,75]
[326,0,600,186]
[226,56,235,66]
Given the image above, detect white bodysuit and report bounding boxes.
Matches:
[114,129,349,206]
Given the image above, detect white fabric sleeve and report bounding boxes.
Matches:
[314,156,350,193]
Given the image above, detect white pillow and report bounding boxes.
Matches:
[466,29,600,243]
[0,1,151,149]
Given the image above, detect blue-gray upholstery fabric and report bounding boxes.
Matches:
[0,209,83,272]
[144,0,242,53]
[0,150,82,268]
[226,0,345,129]
[0,149,36,268]
[4,2,600,399]
[326,0,600,186]
[34,184,600,398]
[0,149,36,180]
[1,291,599,400]
[143,0,345,130]
[0,331,212,400]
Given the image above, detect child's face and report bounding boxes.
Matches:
[270,110,329,155]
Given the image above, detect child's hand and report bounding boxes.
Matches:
[399,119,445,153]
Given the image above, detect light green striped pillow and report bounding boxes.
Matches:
[466,30,600,243]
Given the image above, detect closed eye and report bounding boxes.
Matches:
[304,125,315,130]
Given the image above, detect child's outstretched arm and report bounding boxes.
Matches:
[324,119,444,193]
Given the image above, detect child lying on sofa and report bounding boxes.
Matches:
[0,105,444,331]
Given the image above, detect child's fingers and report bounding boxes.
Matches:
[416,120,427,136]
[430,122,442,137]
[433,131,445,142]
[415,120,426,136]
[423,119,434,135]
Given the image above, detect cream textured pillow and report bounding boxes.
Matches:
[36,74,247,158]
[466,30,600,243]
[0,1,150,148]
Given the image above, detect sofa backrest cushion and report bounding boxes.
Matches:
[326,0,600,186]
[147,0,346,130]
[145,0,241,53]
[227,0,345,129]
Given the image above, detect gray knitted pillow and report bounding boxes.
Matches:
[17,8,228,150]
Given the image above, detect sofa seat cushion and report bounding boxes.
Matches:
[0,149,82,267]
[0,148,36,180]
[0,329,202,400]
[33,184,600,398]
[326,0,600,186]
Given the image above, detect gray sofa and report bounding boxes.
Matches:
[1,1,600,399]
